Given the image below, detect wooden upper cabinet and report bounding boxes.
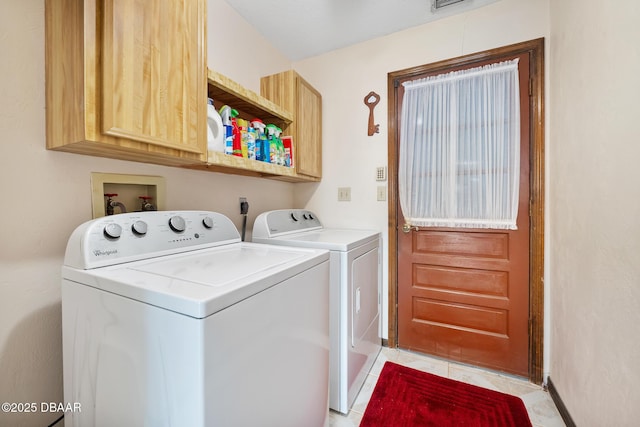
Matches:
[45,0,207,166]
[261,71,322,179]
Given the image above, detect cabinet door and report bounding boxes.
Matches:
[102,0,206,154]
[296,78,322,178]
[260,71,323,179]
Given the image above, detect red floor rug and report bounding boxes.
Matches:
[360,362,532,427]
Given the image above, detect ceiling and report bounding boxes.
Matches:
[223,0,500,61]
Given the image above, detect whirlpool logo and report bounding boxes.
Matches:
[93,249,118,257]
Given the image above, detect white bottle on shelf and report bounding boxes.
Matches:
[207,98,224,152]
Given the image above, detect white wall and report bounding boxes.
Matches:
[550,0,640,425]
[291,0,550,344]
[0,1,293,425]
[207,0,291,92]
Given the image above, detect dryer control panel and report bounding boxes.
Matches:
[64,211,241,269]
[253,209,323,238]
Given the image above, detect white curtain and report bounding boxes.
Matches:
[399,59,521,230]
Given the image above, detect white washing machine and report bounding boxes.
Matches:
[61,210,330,427]
[252,209,381,414]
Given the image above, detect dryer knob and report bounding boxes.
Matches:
[303,214,308,220]
[308,213,315,220]
[202,217,214,229]
[103,223,122,240]
[131,220,147,236]
[290,213,298,222]
[168,216,186,233]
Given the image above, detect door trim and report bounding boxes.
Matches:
[386,38,545,384]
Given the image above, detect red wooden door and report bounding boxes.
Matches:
[397,53,531,376]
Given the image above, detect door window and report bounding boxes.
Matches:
[399,59,521,230]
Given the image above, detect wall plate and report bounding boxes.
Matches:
[91,173,166,218]
[338,187,351,201]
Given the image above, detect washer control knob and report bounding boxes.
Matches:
[202,217,214,229]
[303,213,309,220]
[290,213,298,221]
[168,216,186,233]
[131,220,147,236]
[103,223,122,240]
[308,213,315,220]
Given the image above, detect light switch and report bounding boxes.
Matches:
[377,186,387,201]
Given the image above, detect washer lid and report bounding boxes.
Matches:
[62,243,328,318]
[254,229,380,252]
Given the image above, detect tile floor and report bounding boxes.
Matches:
[328,347,566,427]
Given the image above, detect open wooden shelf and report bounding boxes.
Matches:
[207,69,293,128]
[187,151,318,182]
[185,70,318,182]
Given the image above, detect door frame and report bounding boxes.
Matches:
[386,38,545,384]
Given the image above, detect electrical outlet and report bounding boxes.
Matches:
[239,197,248,214]
[338,187,351,201]
[377,186,387,201]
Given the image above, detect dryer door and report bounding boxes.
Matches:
[347,243,381,407]
[351,246,380,348]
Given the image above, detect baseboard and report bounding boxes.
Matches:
[547,377,576,427]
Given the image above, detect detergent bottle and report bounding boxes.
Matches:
[251,119,266,162]
[207,98,225,152]
[231,116,242,157]
[282,136,293,167]
[247,124,257,160]
[236,118,249,158]
[274,127,285,166]
[219,105,239,156]
[266,124,278,164]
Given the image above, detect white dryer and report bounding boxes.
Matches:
[61,211,330,427]
[253,209,381,414]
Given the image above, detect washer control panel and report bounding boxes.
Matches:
[64,211,241,269]
[253,209,323,238]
